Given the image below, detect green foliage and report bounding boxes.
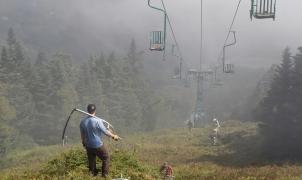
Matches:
[3,121,302,179]
[0,28,182,159]
[255,47,302,160]
[41,148,87,176]
[0,96,16,121]
[0,123,36,160]
[3,147,158,179]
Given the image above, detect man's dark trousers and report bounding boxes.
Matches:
[86,145,110,177]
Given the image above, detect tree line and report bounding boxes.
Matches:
[0,28,159,155]
[255,47,302,161]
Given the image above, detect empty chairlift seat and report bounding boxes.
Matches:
[223,63,235,74]
[250,0,276,20]
[150,31,165,51]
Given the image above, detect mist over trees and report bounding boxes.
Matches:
[255,47,302,160]
[0,28,163,154]
[1,0,302,171]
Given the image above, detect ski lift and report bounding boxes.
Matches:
[250,0,276,20]
[150,31,165,51]
[188,68,198,76]
[148,0,167,51]
[223,63,235,74]
[222,31,236,74]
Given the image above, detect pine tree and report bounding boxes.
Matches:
[257,48,294,159]
[0,29,35,137]
[7,28,19,73]
[3,28,31,86]
[30,52,53,134]
[76,58,106,116]
[288,47,302,157]
[0,47,8,82]
[33,53,77,144]
[35,51,48,66]
[127,39,143,74]
[124,40,161,131]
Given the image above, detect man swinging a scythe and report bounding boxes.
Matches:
[80,104,120,177]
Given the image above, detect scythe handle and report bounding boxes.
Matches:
[62,108,116,146]
[74,108,114,130]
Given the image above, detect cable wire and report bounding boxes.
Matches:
[200,0,203,71]
[160,0,186,68]
[216,0,242,66]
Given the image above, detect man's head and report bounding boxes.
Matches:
[87,104,96,115]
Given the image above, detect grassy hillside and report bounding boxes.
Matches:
[2,120,302,179]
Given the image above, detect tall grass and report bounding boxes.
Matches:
[2,120,302,179]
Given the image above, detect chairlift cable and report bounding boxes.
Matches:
[160,0,188,78]
[216,0,243,66]
[200,0,203,71]
[160,0,184,61]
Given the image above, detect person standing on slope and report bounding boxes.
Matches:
[80,104,120,177]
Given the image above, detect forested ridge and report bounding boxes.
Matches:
[1,1,302,178]
[254,47,302,161]
[0,28,161,158]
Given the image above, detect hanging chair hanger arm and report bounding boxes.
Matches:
[224,31,236,48]
[148,0,166,14]
[148,0,167,58]
[222,31,236,72]
[223,31,236,63]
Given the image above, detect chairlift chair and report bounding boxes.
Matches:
[188,69,198,76]
[150,31,165,51]
[148,0,167,51]
[223,63,235,74]
[250,0,276,20]
[222,31,236,74]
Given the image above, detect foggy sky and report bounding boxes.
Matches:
[70,0,302,68]
[1,0,302,69]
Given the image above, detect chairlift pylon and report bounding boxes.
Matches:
[250,0,276,20]
[148,0,167,51]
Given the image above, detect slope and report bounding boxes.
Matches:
[2,120,302,180]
